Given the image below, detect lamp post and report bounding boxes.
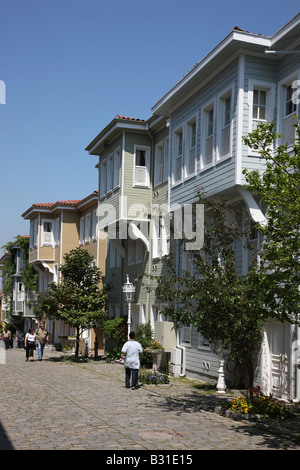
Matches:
[122,275,135,339]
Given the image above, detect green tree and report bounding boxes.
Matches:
[36,247,108,358]
[151,191,268,388]
[243,119,300,325]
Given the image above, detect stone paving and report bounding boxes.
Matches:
[0,347,300,451]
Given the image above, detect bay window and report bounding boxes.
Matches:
[134,146,150,187]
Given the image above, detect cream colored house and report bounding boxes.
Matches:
[22,190,106,354]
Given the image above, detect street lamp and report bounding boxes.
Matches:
[122,275,135,338]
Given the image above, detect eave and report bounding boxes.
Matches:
[151,30,271,116]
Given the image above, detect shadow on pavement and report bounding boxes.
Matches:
[0,420,14,450]
[150,388,300,450]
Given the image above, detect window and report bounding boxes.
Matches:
[173,128,183,183]
[150,305,158,331]
[79,216,84,244]
[253,89,266,121]
[154,141,163,186]
[85,213,91,242]
[54,218,60,245]
[198,334,210,350]
[219,92,232,158]
[100,159,106,198]
[163,137,169,182]
[182,249,194,275]
[201,104,214,168]
[107,153,113,192]
[113,147,121,189]
[155,138,169,186]
[134,146,150,187]
[92,210,97,240]
[248,80,276,152]
[282,81,297,147]
[152,212,170,259]
[109,237,121,269]
[109,304,120,318]
[181,325,191,345]
[128,238,144,265]
[42,219,53,246]
[185,118,197,177]
[286,84,297,116]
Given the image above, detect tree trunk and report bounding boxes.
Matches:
[75,328,80,359]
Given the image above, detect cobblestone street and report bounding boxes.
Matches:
[0,348,299,451]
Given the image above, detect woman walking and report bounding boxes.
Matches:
[25,328,36,361]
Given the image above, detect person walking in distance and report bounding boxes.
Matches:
[121,331,143,389]
[25,328,36,361]
[35,323,49,361]
[2,328,11,350]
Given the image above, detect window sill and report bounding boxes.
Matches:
[183,172,197,182]
[199,162,214,173]
[215,154,231,165]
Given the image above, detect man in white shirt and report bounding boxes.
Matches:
[121,331,143,389]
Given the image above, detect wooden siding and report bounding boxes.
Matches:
[169,59,239,205]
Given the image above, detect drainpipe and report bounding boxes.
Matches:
[176,329,186,377]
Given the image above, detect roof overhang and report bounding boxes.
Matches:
[151,14,300,117]
[85,116,147,156]
[151,30,271,116]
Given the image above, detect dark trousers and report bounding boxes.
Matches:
[26,343,35,359]
[125,368,138,388]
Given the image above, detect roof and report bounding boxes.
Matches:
[85,115,148,155]
[32,200,81,209]
[22,191,98,218]
[115,115,145,122]
[151,14,300,116]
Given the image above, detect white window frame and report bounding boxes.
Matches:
[85,213,91,243]
[198,333,211,351]
[106,153,113,193]
[248,79,276,155]
[79,216,84,244]
[172,126,184,185]
[217,87,233,162]
[150,304,158,331]
[30,221,34,248]
[100,158,107,198]
[154,140,163,186]
[163,136,169,182]
[133,145,151,188]
[201,100,215,170]
[128,237,144,265]
[278,72,299,148]
[181,325,191,346]
[113,147,121,189]
[54,217,60,246]
[41,219,54,247]
[92,209,97,240]
[185,115,197,179]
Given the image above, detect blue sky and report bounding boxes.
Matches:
[0,0,299,258]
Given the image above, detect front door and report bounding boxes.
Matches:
[268,321,291,400]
